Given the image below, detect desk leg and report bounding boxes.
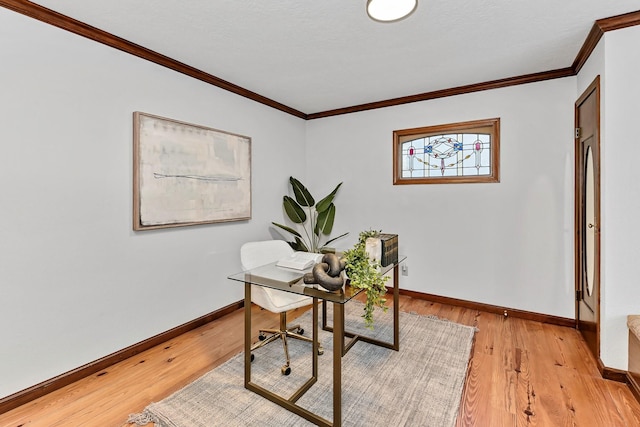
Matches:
[333,302,344,427]
[244,283,252,388]
[312,297,318,379]
[393,263,400,351]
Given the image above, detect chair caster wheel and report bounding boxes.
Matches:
[250,353,255,362]
[281,365,291,375]
[318,346,324,356]
[297,328,304,335]
[258,334,266,341]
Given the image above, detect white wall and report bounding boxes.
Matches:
[601,25,640,370]
[305,78,577,318]
[2,4,638,400]
[0,9,306,398]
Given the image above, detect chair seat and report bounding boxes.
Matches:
[252,285,312,313]
[241,240,318,375]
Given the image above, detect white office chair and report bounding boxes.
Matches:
[241,240,323,375]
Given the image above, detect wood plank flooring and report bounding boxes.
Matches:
[1,295,639,426]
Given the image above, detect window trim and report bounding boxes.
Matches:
[393,118,500,185]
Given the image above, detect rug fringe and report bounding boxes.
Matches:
[127,410,159,426]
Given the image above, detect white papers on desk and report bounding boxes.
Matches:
[276,251,324,270]
[246,263,303,285]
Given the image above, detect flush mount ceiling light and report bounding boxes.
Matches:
[366,0,418,23]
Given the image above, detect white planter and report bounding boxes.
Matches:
[365,237,382,263]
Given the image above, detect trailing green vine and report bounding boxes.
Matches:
[342,229,389,328]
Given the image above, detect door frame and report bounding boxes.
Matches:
[574,75,601,358]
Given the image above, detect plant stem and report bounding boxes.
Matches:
[312,209,319,252]
[299,206,314,252]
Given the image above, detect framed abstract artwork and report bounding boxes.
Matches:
[133,112,251,230]
[393,118,500,185]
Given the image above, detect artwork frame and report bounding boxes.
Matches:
[393,118,500,185]
[133,112,251,230]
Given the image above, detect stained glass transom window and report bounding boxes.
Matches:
[393,118,500,185]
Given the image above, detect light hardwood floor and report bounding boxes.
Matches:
[1,295,640,426]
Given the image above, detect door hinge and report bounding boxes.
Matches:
[576,289,583,301]
[575,127,581,139]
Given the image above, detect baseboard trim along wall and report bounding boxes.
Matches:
[0,300,243,415]
[599,361,628,383]
[397,288,576,328]
[2,289,634,414]
[401,288,639,396]
[601,362,638,404]
[627,372,640,404]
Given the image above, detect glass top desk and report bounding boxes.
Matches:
[228,255,406,427]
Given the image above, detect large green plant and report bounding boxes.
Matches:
[343,229,389,329]
[272,177,347,253]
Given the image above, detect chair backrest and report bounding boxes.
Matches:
[240,240,311,312]
[240,240,294,270]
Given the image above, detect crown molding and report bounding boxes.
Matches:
[313,9,640,119]
[572,10,640,73]
[1,1,639,119]
[308,68,574,119]
[0,0,307,119]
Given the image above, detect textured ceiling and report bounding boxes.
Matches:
[27,0,640,114]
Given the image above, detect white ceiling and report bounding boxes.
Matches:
[28,0,640,115]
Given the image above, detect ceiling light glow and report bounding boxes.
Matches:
[367,0,418,23]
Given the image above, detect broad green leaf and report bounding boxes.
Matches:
[324,231,349,247]
[289,177,315,207]
[316,203,336,235]
[315,182,342,213]
[272,222,302,238]
[292,236,309,252]
[283,196,306,223]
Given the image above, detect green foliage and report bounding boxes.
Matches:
[272,177,347,253]
[343,229,389,329]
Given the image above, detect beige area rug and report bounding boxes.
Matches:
[128,302,476,427]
